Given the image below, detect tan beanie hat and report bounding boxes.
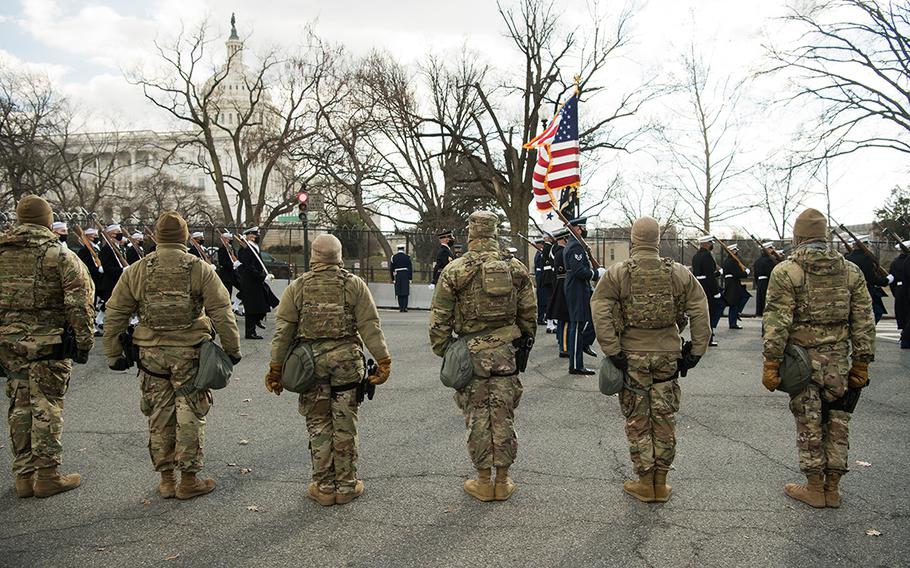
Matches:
[631,216,660,248]
[468,211,498,240]
[311,234,342,264]
[16,195,53,228]
[793,208,827,243]
[156,211,189,244]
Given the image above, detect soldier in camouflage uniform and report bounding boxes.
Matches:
[591,217,711,502]
[429,211,537,502]
[103,211,241,500]
[266,234,391,507]
[0,196,95,498]
[762,208,876,508]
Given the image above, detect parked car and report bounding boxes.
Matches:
[261,250,292,279]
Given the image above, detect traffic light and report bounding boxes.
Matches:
[297,190,308,223]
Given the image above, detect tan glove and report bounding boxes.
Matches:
[265,362,283,396]
[848,361,869,388]
[762,359,781,392]
[368,357,392,385]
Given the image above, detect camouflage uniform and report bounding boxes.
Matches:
[270,263,390,498]
[104,242,240,476]
[0,224,95,477]
[429,212,536,500]
[591,217,710,502]
[763,244,875,476]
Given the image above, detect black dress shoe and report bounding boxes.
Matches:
[709,338,718,347]
[245,333,264,340]
[256,323,265,330]
[559,352,569,359]
[569,367,595,376]
[546,329,555,334]
[583,347,598,357]
[729,325,743,330]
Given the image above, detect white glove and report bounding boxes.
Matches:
[266,273,275,281]
[98,266,104,274]
[718,268,724,275]
[887,274,895,285]
[714,292,722,299]
[596,267,607,280]
[428,284,436,291]
[233,260,241,269]
[745,268,751,276]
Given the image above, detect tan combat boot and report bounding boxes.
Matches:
[784,474,826,508]
[15,472,35,498]
[176,471,216,500]
[158,470,176,499]
[494,466,516,501]
[824,472,842,508]
[464,468,495,502]
[623,471,656,503]
[307,482,336,507]
[33,466,81,498]
[335,480,364,505]
[653,469,672,503]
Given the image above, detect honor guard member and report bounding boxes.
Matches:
[546,229,570,354]
[691,235,722,345]
[216,232,238,297]
[845,236,893,323]
[51,222,69,248]
[753,243,778,317]
[538,234,557,332]
[722,244,750,329]
[0,196,95,498]
[266,234,392,506]
[762,208,875,508]
[389,244,413,312]
[431,230,455,285]
[592,216,710,502]
[532,237,550,325]
[187,232,206,258]
[891,240,910,348]
[125,232,145,264]
[96,224,126,331]
[104,211,242,500]
[563,217,601,375]
[429,211,537,502]
[77,228,104,335]
[236,227,279,339]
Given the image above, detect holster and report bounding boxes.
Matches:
[673,341,694,379]
[822,382,866,421]
[513,335,535,373]
[119,325,141,371]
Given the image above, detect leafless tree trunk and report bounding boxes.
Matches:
[754,156,811,239]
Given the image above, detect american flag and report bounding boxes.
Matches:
[525,94,580,213]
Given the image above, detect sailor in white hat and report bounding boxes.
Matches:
[691,235,722,346]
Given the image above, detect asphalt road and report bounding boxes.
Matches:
[1,300,908,567]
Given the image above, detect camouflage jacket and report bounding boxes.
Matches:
[428,238,536,358]
[103,243,241,361]
[270,263,390,365]
[762,243,875,362]
[591,248,711,357]
[0,224,96,356]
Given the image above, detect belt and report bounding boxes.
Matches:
[393,268,408,272]
[543,266,553,271]
[696,275,706,280]
[758,276,768,280]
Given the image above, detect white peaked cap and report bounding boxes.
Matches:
[728,244,739,251]
[191,231,204,238]
[131,232,143,239]
[897,240,910,250]
[222,232,233,238]
[105,224,122,233]
[85,228,98,236]
[698,235,715,243]
[51,222,67,231]
[762,242,775,249]
[507,247,518,253]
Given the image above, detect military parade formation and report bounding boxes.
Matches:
[0,194,907,515]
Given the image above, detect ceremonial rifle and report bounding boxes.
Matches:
[91,219,128,269]
[142,226,158,246]
[745,231,783,261]
[516,233,543,250]
[121,225,145,261]
[189,236,214,264]
[831,228,853,253]
[874,222,910,255]
[835,219,890,279]
[218,229,238,263]
[550,208,601,270]
[227,228,250,249]
[70,224,101,268]
[714,237,748,273]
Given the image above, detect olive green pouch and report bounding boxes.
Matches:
[282,340,317,394]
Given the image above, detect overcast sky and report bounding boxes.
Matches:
[1,0,906,236]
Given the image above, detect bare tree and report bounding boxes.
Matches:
[660,45,754,233]
[754,156,811,239]
[128,170,209,221]
[767,0,910,162]
[616,179,681,233]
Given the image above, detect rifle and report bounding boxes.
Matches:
[91,220,128,269]
[835,219,890,279]
[714,237,748,273]
[874,221,910,255]
[218,229,239,263]
[831,228,853,253]
[516,232,543,251]
[550,208,601,269]
[71,224,101,269]
[143,226,158,246]
[746,231,783,261]
[189,237,214,264]
[121,225,145,261]
[230,231,250,249]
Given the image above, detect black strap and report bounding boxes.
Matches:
[331,381,360,394]
[137,360,171,380]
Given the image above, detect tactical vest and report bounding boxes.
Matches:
[791,255,850,326]
[297,269,357,340]
[139,253,203,331]
[0,239,65,326]
[456,252,518,328]
[622,257,677,329]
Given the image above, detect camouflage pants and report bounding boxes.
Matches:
[299,385,360,494]
[789,383,851,474]
[619,353,680,476]
[454,375,523,469]
[138,346,211,473]
[1,345,71,474]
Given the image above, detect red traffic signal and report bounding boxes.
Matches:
[297,191,309,206]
